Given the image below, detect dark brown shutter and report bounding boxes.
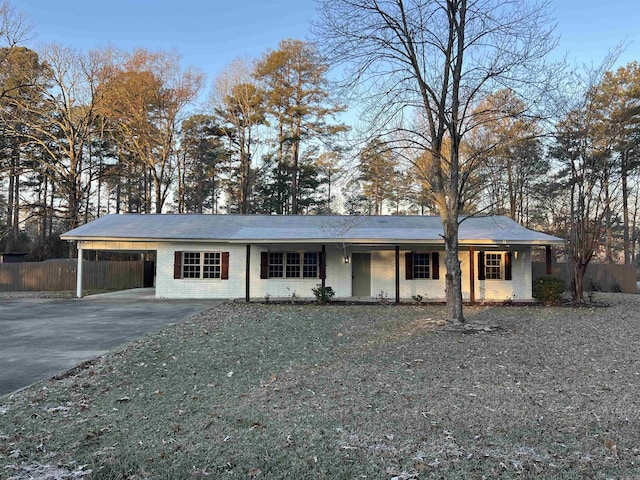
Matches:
[221,252,229,280]
[431,252,440,280]
[504,251,512,281]
[405,252,413,280]
[173,251,182,279]
[319,251,326,279]
[260,252,269,279]
[478,251,485,280]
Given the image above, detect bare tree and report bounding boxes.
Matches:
[593,62,640,265]
[314,0,558,323]
[0,0,33,99]
[3,45,111,252]
[550,54,625,301]
[100,49,204,213]
[211,58,265,213]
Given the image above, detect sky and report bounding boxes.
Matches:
[15,0,640,106]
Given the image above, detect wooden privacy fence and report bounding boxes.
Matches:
[0,259,144,292]
[532,262,638,294]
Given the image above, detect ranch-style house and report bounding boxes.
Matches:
[61,214,563,302]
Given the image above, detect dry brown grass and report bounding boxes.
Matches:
[1,293,639,479]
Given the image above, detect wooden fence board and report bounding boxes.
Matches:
[532,262,638,294]
[0,260,144,292]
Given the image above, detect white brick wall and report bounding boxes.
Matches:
[474,248,531,301]
[156,243,247,299]
[251,245,352,300]
[156,243,354,300]
[462,248,532,301]
[88,241,534,301]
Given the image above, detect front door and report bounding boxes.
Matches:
[351,253,371,297]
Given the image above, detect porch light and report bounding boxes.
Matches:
[344,255,350,264]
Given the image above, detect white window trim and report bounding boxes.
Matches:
[182,251,222,280]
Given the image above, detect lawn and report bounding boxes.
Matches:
[1,294,639,479]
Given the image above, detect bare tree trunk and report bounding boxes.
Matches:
[573,262,588,302]
[622,150,631,264]
[48,176,55,240]
[115,182,121,214]
[605,173,614,263]
[443,218,464,324]
[6,141,19,251]
[291,134,300,215]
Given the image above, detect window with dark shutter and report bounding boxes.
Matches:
[406,252,441,280]
[260,252,269,279]
[174,251,182,279]
[221,252,229,280]
[262,251,320,279]
[432,252,440,279]
[405,252,413,280]
[175,251,227,279]
[319,251,326,280]
[413,253,430,278]
[504,252,512,281]
[478,251,486,280]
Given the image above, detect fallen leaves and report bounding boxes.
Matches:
[3,462,92,479]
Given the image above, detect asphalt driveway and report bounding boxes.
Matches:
[0,291,215,396]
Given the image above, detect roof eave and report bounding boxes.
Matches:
[64,236,564,245]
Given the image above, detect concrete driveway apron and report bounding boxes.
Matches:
[0,292,214,396]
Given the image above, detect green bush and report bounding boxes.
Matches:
[312,285,335,304]
[533,275,565,303]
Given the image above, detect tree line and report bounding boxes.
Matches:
[0,3,347,258]
[0,1,639,311]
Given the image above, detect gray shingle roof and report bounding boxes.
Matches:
[61,214,564,245]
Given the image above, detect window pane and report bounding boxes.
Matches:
[413,253,430,279]
[203,252,221,279]
[485,253,502,280]
[182,252,201,278]
[268,252,283,278]
[286,252,301,278]
[303,252,318,278]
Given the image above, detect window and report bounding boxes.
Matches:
[479,251,512,281]
[262,251,319,279]
[303,252,318,278]
[405,251,440,280]
[485,253,502,280]
[412,253,430,279]
[174,251,228,280]
[268,252,284,278]
[203,252,221,278]
[182,252,202,278]
[286,252,301,277]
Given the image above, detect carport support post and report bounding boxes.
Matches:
[76,244,83,298]
[245,244,251,302]
[395,246,400,304]
[469,246,475,305]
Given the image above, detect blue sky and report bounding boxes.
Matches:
[17,0,640,100]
